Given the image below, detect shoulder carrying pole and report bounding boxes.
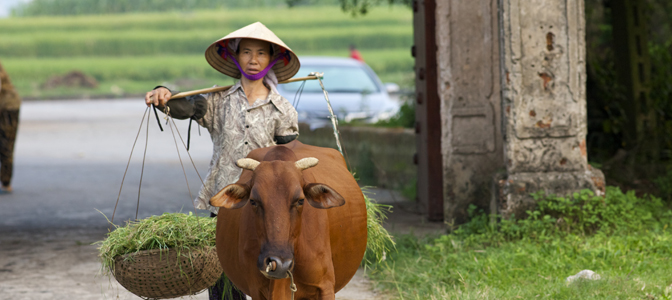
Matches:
[169,75,320,99]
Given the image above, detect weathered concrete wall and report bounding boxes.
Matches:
[436,0,505,224]
[498,0,605,218]
[297,124,416,190]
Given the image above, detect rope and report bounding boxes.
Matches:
[111,104,205,228]
[314,73,351,170]
[287,270,297,300]
[166,114,196,210]
[135,108,151,220]
[169,117,205,186]
[111,107,149,226]
[152,104,164,132]
[164,110,203,230]
[292,80,306,108]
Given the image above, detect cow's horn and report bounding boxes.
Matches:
[295,157,319,170]
[236,158,260,171]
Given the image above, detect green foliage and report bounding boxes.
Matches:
[399,177,417,200]
[368,187,672,299]
[454,187,671,245]
[585,0,672,180]
[374,98,415,128]
[339,0,411,16]
[373,231,672,299]
[655,168,672,202]
[650,40,672,161]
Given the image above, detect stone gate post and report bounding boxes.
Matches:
[497,0,605,218]
[434,0,504,224]
[416,0,605,222]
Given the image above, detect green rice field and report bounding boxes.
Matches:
[0,6,414,98]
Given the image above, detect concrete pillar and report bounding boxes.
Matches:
[435,0,505,224]
[497,0,605,218]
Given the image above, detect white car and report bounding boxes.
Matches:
[278,57,401,129]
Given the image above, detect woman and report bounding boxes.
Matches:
[144,22,301,300]
[0,60,21,194]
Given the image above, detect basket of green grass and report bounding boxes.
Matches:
[98,212,223,299]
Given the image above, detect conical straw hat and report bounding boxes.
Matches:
[205,22,300,82]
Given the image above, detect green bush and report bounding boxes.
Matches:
[585,0,672,183]
[452,187,672,247]
[374,98,415,128]
[655,168,672,202]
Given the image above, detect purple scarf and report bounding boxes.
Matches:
[217,40,290,81]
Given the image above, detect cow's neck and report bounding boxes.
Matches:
[267,277,292,300]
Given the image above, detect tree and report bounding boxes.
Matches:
[337,0,412,16]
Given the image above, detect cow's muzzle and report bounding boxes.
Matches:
[260,256,294,279]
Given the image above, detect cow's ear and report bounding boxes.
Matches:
[303,183,345,209]
[210,184,250,209]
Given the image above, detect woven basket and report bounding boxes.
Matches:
[113,246,223,299]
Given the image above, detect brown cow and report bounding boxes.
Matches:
[209,140,368,300]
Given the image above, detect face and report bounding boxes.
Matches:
[236,38,272,77]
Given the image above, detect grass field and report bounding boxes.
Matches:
[0,6,413,98]
[376,232,672,299]
[368,188,672,299]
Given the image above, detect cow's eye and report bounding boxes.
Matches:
[249,199,257,207]
[297,199,304,206]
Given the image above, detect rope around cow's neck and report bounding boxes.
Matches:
[287,270,297,300]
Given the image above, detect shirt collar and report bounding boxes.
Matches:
[223,80,243,98]
[224,81,285,114]
[267,87,285,114]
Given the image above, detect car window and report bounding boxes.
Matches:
[282,65,380,94]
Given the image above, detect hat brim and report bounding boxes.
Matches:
[204,23,300,82]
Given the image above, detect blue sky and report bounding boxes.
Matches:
[0,0,30,18]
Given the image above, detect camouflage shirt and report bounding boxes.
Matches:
[0,61,21,110]
[192,81,298,213]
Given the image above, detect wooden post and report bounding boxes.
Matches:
[413,0,444,222]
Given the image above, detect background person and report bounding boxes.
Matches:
[349,44,364,62]
[145,22,300,300]
[0,60,21,194]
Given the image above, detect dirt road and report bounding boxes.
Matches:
[0,99,442,300]
[0,227,386,300]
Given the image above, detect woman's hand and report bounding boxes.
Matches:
[145,87,172,107]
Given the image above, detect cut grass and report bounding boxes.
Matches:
[97,212,216,274]
[363,190,396,266]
